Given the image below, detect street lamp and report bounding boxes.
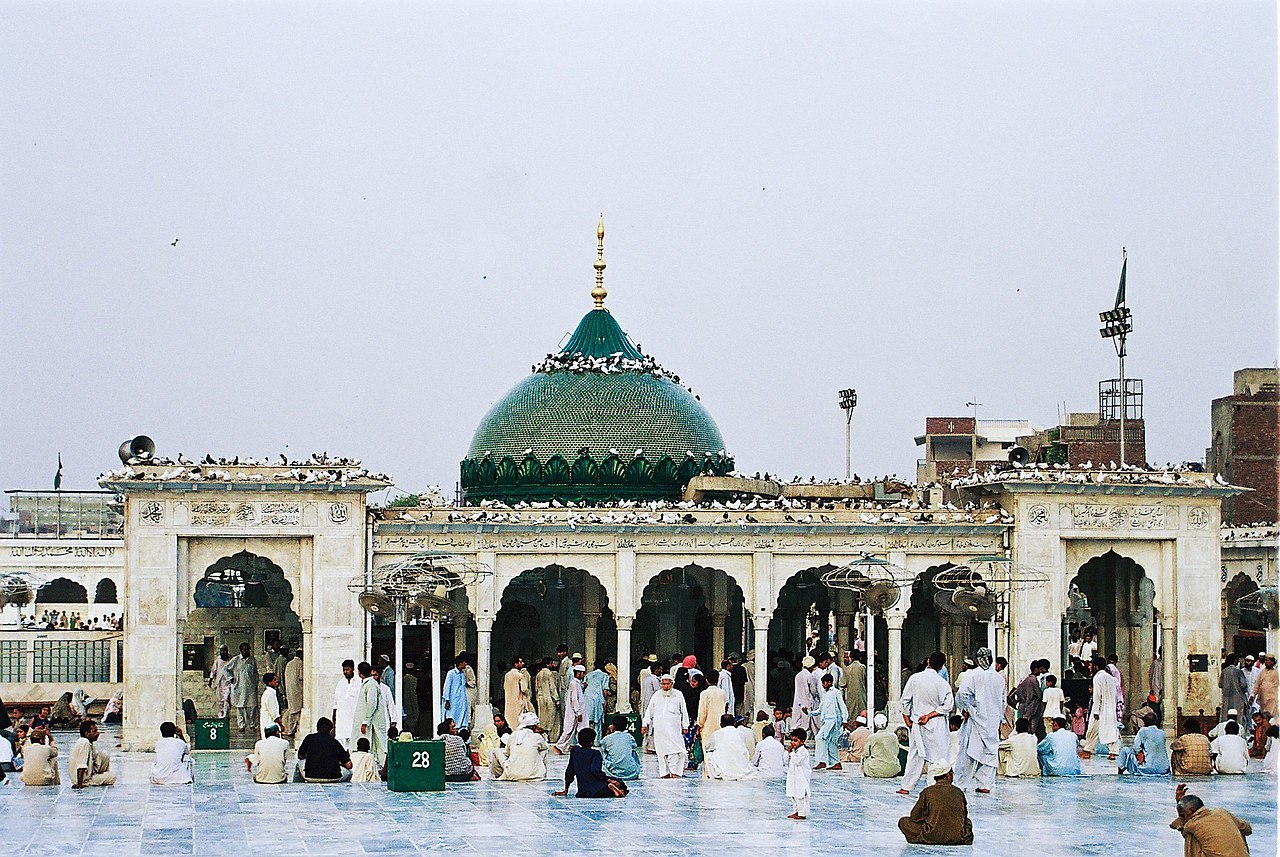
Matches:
[838,388,857,480]
[1099,249,1133,466]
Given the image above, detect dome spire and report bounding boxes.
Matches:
[591,214,607,309]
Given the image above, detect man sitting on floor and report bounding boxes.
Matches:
[1210,721,1250,775]
[20,729,59,786]
[246,723,290,784]
[1170,783,1252,855]
[296,717,351,782]
[150,721,193,785]
[1170,719,1213,777]
[438,718,478,782]
[70,720,115,788]
[998,718,1040,778]
[1037,716,1082,777]
[554,727,628,798]
[897,763,974,846]
[492,712,550,781]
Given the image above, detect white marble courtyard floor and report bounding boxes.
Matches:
[1,732,1276,856]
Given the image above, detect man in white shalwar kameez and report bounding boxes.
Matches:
[352,662,388,764]
[718,660,737,716]
[898,652,955,794]
[227,643,259,733]
[283,651,304,738]
[208,645,233,719]
[373,666,397,730]
[792,657,819,737]
[705,713,758,780]
[332,659,360,749]
[814,673,849,770]
[490,712,549,781]
[643,674,690,778]
[554,664,587,753]
[1082,655,1120,758]
[259,673,282,739]
[953,648,1004,793]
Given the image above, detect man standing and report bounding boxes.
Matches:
[1011,660,1047,741]
[643,673,689,778]
[792,656,819,737]
[556,645,573,713]
[555,663,587,754]
[844,651,867,726]
[954,648,1004,794]
[70,720,115,788]
[696,668,729,774]
[813,672,849,771]
[259,673,282,739]
[640,660,662,753]
[1220,655,1249,729]
[332,659,360,749]
[730,654,749,717]
[402,662,419,735]
[227,642,259,734]
[535,657,561,741]
[1082,655,1120,759]
[898,652,954,795]
[1251,653,1278,724]
[718,659,737,716]
[442,656,472,730]
[352,661,387,764]
[504,656,533,727]
[283,650,304,739]
[209,644,233,720]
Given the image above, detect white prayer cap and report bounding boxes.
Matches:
[646,654,659,663]
[931,763,953,779]
[1227,708,1238,715]
[873,713,888,729]
[659,673,675,683]
[801,656,816,668]
[379,654,391,662]
[571,652,584,660]
[573,663,586,673]
[518,712,540,728]
[855,714,867,725]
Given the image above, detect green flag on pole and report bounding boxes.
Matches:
[1114,248,1127,308]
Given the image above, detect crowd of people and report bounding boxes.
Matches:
[20,610,123,631]
[3,638,1274,852]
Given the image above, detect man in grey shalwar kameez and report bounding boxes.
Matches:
[353,661,388,764]
[227,643,259,733]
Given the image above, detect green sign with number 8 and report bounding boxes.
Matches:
[194,716,230,750]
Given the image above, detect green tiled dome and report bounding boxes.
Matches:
[462,307,732,503]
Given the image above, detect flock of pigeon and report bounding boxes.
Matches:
[99,452,392,486]
[948,461,1228,489]
[532,352,686,387]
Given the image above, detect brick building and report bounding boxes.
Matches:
[1209,367,1279,525]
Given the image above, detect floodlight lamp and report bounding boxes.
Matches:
[839,389,858,411]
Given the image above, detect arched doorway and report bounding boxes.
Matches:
[1223,572,1265,657]
[493,565,614,675]
[94,578,118,604]
[903,564,986,682]
[769,566,836,658]
[1065,550,1155,718]
[635,565,748,670]
[36,577,88,605]
[186,550,302,737]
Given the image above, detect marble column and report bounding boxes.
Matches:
[711,613,727,668]
[1162,621,1176,730]
[835,611,853,655]
[454,615,469,656]
[476,618,493,706]
[616,616,634,713]
[584,613,600,666]
[754,624,770,715]
[887,613,905,717]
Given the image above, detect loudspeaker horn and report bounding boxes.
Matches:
[1008,445,1031,466]
[118,435,157,465]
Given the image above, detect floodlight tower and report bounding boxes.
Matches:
[839,389,857,480]
[1099,249,1134,466]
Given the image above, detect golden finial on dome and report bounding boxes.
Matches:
[592,213,607,309]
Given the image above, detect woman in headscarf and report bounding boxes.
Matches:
[603,660,619,715]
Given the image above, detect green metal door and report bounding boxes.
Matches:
[386,739,445,792]
[193,717,230,750]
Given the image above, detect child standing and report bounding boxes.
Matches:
[785,728,811,820]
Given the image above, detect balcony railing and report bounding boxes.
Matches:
[2,491,123,539]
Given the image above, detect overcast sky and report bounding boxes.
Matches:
[3,1,1275,497]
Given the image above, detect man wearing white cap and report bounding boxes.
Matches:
[642,673,689,778]
[554,663,587,754]
[862,713,902,778]
[954,647,1004,794]
[491,712,549,781]
[1208,708,1241,740]
[842,711,870,764]
[898,652,955,795]
[792,657,820,738]
[897,763,974,845]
